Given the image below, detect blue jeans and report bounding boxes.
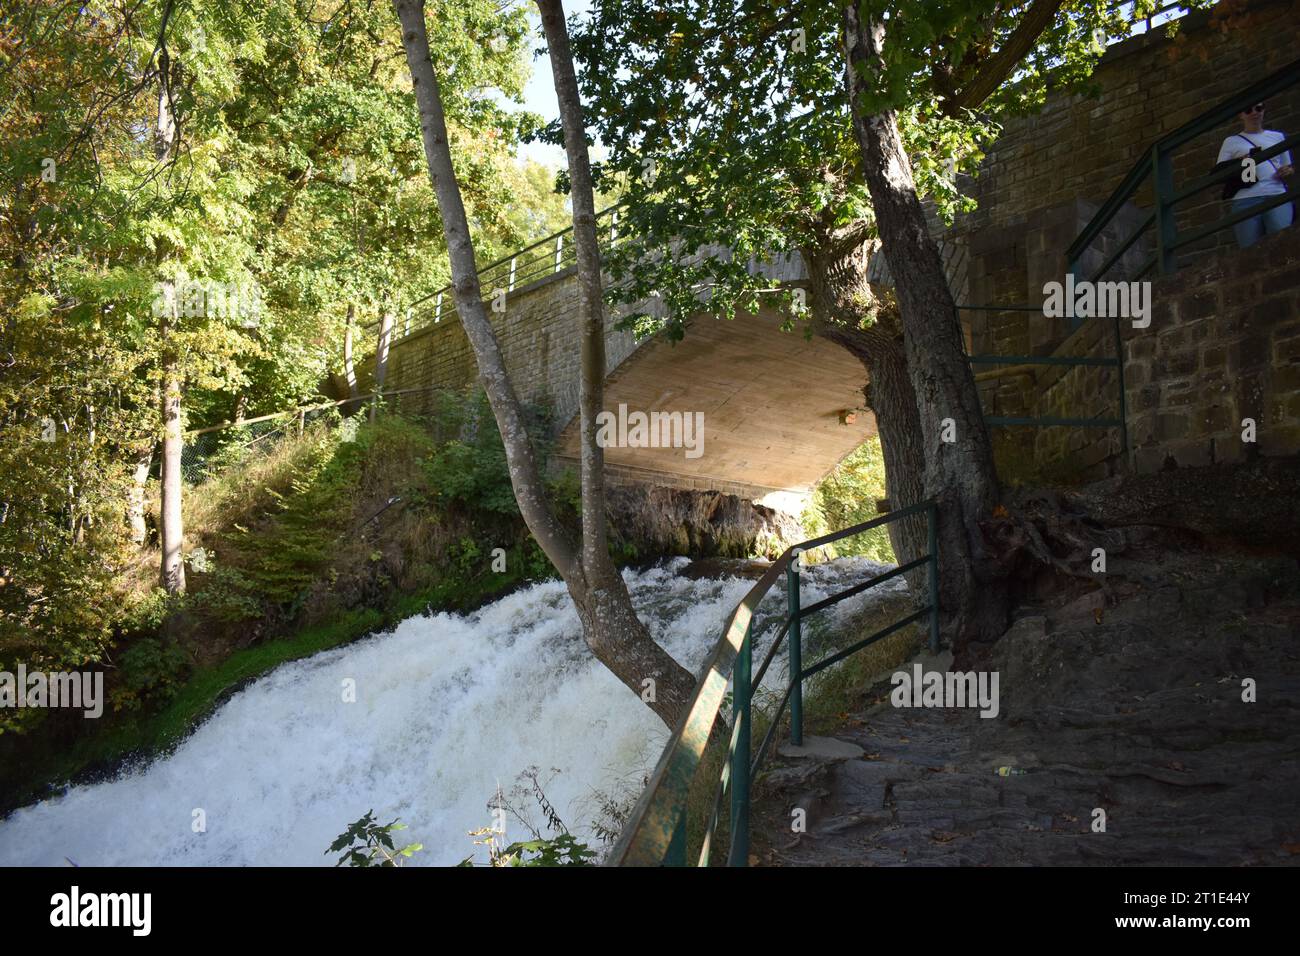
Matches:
[1232,195,1294,248]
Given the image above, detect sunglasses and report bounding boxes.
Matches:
[1246,104,1266,113]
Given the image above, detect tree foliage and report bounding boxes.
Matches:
[571,0,1202,339]
[0,0,552,695]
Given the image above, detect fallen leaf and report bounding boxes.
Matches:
[1093,607,1104,625]
[992,504,1009,518]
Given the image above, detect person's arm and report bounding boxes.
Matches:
[1276,136,1293,179]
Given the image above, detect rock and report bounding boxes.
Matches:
[777,736,865,761]
[751,535,1300,867]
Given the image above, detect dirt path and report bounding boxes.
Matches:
[752,534,1300,866]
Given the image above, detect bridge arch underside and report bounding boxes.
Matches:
[555,306,877,511]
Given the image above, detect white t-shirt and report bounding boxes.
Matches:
[1218,129,1292,199]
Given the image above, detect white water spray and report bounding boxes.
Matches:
[0,558,901,866]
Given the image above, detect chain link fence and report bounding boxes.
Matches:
[181,404,346,485]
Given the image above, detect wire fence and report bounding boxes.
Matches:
[180,405,345,485]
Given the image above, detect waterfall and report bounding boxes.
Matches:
[0,557,901,866]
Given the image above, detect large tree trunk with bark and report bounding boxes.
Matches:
[804,233,927,583]
[392,0,695,728]
[156,56,184,597]
[842,6,1010,650]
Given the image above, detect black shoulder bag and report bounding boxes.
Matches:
[1215,134,1263,200]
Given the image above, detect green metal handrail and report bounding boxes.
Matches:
[958,303,1129,450]
[1067,57,1300,282]
[607,500,939,867]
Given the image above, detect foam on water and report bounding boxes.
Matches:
[0,557,901,866]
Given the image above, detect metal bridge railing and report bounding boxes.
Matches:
[362,205,626,347]
[608,501,939,867]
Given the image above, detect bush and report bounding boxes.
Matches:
[802,437,895,563]
[110,638,191,713]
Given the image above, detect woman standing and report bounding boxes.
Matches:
[1217,102,1295,248]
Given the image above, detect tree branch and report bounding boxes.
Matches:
[943,0,1065,116]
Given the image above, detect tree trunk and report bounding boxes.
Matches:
[128,447,152,546]
[343,302,360,414]
[537,0,698,729]
[391,0,573,574]
[842,6,1009,651]
[804,235,928,583]
[156,54,184,597]
[392,0,696,729]
[370,304,394,422]
[159,343,186,595]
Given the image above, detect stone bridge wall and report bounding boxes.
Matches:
[356,0,1300,495]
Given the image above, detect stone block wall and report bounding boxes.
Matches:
[1124,222,1300,472]
[356,267,638,432]
[957,0,1300,360]
[985,223,1300,482]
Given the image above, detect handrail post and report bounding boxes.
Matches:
[927,502,940,654]
[787,549,803,747]
[1113,310,1130,458]
[727,620,752,868]
[508,256,517,292]
[1152,145,1176,275]
[554,234,563,272]
[665,808,686,866]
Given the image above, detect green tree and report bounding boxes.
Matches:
[574,0,1208,648]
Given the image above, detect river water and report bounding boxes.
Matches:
[0,557,902,866]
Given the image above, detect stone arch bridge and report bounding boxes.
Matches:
[347,213,969,510]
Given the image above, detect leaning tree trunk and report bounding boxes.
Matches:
[805,233,928,586]
[343,302,360,415]
[536,0,697,726]
[392,0,696,728]
[370,305,393,422]
[843,5,1010,651]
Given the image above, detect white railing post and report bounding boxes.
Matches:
[435,292,442,323]
[554,234,563,272]
[509,256,517,292]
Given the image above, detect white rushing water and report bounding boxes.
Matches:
[0,557,902,866]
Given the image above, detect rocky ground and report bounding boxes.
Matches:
[751,512,1300,866]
